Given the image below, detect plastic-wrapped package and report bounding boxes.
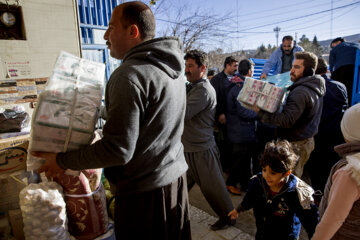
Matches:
[64,184,108,240]
[19,182,70,240]
[27,51,105,171]
[237,77,285,113]
[0,108,28,133]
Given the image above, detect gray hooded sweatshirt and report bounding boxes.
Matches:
[57,37,188,195]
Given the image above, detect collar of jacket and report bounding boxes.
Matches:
[190,78,206,86]
[343,152,360,186]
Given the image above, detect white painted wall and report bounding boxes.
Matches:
[0,0,80,118]
[0,0,80,80]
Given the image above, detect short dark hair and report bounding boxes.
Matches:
[294,51,318,73]
[330,37,345,47]
[120,1,155,40]
[238,59,255,75]
[282,35,293,42]
[316,58,328,75]
[207,69,216,77]
[259,140,298,174]
[184,50,208,67]
[223,56,238,69]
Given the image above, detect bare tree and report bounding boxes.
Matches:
[151,2,232,52]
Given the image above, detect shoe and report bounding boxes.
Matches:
[210,217,236,231]
[226,185,242,195]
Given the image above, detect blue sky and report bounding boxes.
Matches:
[148,0,360,52]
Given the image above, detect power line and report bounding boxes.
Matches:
[240,1,360,32]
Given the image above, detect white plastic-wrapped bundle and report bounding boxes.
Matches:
[237,77,285,113]
[27,51,105,171]
[19,181,70,240]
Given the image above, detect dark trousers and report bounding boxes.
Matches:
[115,174,191,240]
[185,148,234,219]
[306,132,345,192]
[226,142,256,191]
[332,64,355,103]
[213,124,233,172]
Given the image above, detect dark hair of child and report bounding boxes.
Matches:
[259,140,298,174]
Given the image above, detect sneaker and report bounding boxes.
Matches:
[226,185,242,195]
[210,217,236,231]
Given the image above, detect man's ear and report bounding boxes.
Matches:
[201,64,206,72]
[129,25,140,39]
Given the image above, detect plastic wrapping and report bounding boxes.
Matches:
[19,182,70,240]
[27,51,105,171]
[237,77,286,113]
[0,108,28,133]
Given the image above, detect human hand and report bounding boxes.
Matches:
[32,152,65,179]
[253,105,260,113]
[260,73,267,80]
[218,114,226,124]
[228,209,238,220]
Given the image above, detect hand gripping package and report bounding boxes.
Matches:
[237,78,286,113]
[28,51,105,168]
[26,52,109,239]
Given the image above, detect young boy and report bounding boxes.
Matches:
[229,140,319,240]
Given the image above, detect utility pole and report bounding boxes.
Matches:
[273,26,281,47]
[295,32,298,45]
[331,0,333,39]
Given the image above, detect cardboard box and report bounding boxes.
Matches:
[0,135,29,175]
[0,170,27,212]
[8,209,25,240]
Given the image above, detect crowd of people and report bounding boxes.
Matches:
[31,1,360,240]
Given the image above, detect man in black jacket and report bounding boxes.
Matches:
[210,56,238,171]
[32,2,191,239]
[254,52,325,178]
[306,58,348,192]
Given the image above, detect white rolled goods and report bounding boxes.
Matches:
[19,182,70,240]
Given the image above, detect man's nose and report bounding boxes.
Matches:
[104,30,108,40]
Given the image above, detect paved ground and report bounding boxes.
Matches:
[189,184,309,240]
[189,184,255,240]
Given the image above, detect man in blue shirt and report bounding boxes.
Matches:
[260,35,304,80]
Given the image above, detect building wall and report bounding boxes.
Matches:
[0,0,80,117]
[0,0,80,80]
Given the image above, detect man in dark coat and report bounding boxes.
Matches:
[329,37,360,103]
[254,52,325,178]
[306,58,348,192]
[210,56,238,172]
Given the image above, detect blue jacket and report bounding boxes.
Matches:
[225,76,258,143]
[240,173,319,240]
[262,45,304,75]
[318,74,348,133]
[329,41,360,73]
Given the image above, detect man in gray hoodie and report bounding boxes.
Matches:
[33,2,190,239]
[255,52,325,178]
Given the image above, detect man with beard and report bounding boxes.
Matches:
[33,2,191,239]
[183,50,236,231]
[254,52,325,178]
[260,35,304,80]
